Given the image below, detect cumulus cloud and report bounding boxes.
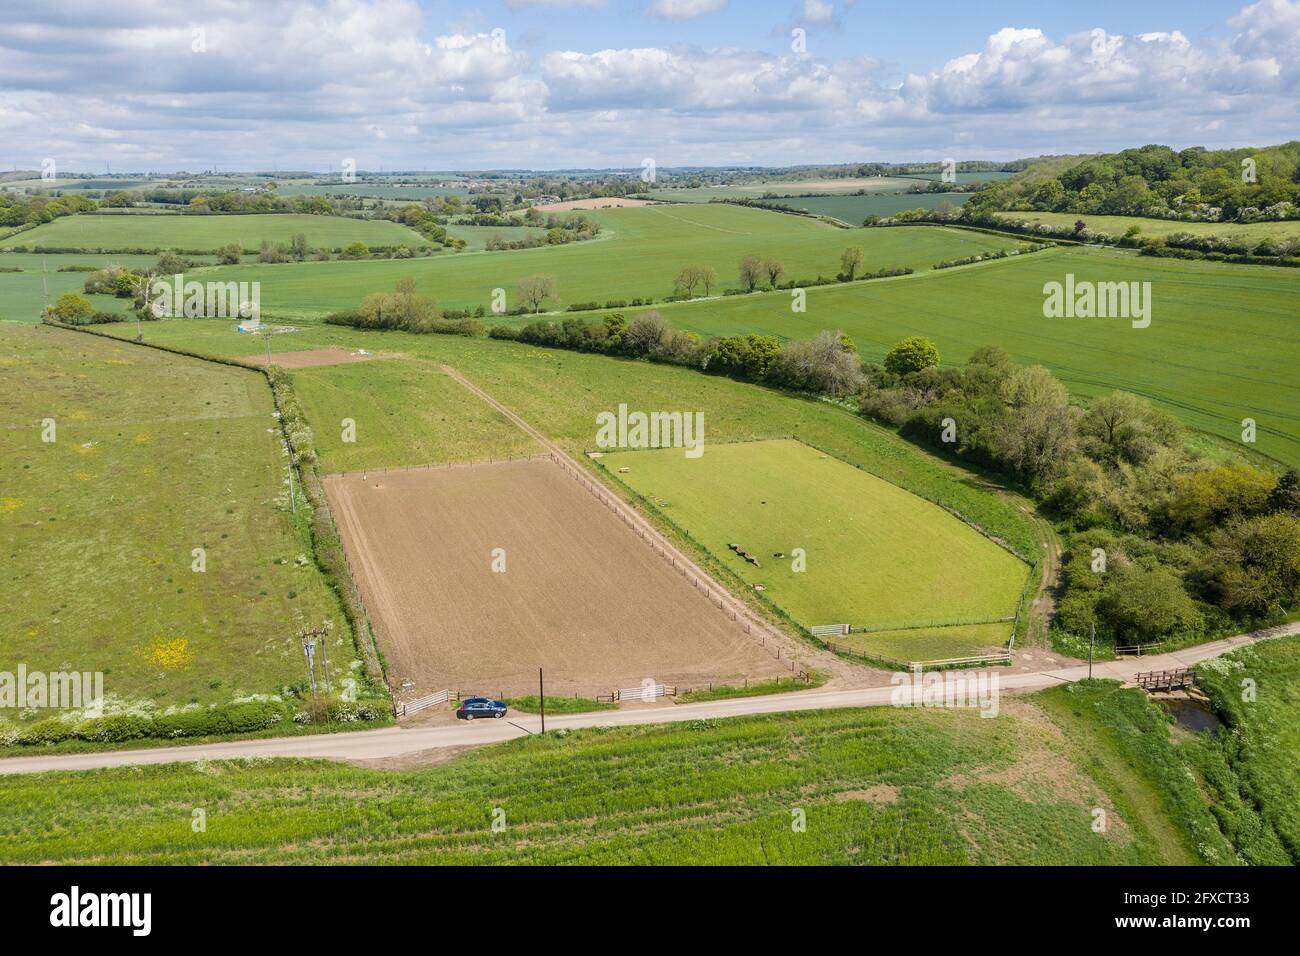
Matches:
[1,0,1298,169]
[648,0,727,17]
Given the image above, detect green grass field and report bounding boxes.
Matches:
[0,685,1224,864]
[995,210,1300,243]
[0,213,430,252]
[177,206,1020,318]
[645,178,921,202]
[768,192,972,223]
[443,223,548,251]
[600,439,1027,654]
[629,244,1300,467]
[0,253,169,322]
[0,323,356,718]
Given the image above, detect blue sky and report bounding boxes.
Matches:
[1,0,1297,172]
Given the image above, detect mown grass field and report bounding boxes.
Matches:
[0,213,430,252]
[0,252,168,322]
[633,244,1300,468]
[839,621,1014,662]
[600,439,1027,655]
[994,210,1300,242]
[0,685,1222,865]
[0,323,355,717]
[89,318,1046,565]
[183,205,1022,317]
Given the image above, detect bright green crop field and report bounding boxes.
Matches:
[995,210,1300,243]
[180,205,1021,317]
[0,683,1221,865]
[0,322,354,717]
[0,213,430,252]
[600,439,1028,654]
[630,244,1300,467]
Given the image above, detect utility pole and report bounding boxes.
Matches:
[302,636,318,722]
[1088,622,1095,680]
[539,667,545,735]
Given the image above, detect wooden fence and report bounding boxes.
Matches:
[1135,668,1194,693]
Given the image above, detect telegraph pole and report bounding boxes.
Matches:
[1088,622,1095,680]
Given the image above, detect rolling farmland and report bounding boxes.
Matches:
[185,205,1023,317]
[0,213,431,252]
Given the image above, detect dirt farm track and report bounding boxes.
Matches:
[323,458,787,697]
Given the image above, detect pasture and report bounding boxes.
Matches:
[645,178,919,202]
[765,192,972,223]
[994,210,1300,243]
[0,252,167,322]
[323,458,786,697]
[635,244,1300,467]
[190,206,1023,317]
[0,684,1221,865]
[0,213,431,252]
[599,439,1028,658]
[0,323,354,717]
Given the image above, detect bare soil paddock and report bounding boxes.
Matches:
[323,459,786,697]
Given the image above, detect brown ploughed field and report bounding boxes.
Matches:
[323,458,786,697]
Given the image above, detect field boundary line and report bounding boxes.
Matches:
[438,364,808,675]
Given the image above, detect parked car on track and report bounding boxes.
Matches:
[457,697,508,720]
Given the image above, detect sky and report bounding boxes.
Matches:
[1,0,1298,173]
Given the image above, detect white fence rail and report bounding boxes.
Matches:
[396,688,449,717]
[616,682,668,702]
[810,624,851,637]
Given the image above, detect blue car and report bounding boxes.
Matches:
[457,697,508,720]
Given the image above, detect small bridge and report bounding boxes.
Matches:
[1134,668,1194,693]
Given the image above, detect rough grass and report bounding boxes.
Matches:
[0,213,429,252]
[1193,635,1300,863]
[599,439,1028,639]
[0,322,355,717]
[0,693,1201,865]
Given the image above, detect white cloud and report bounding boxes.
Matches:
[648,0,727,18]
[1,0,1298,170]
